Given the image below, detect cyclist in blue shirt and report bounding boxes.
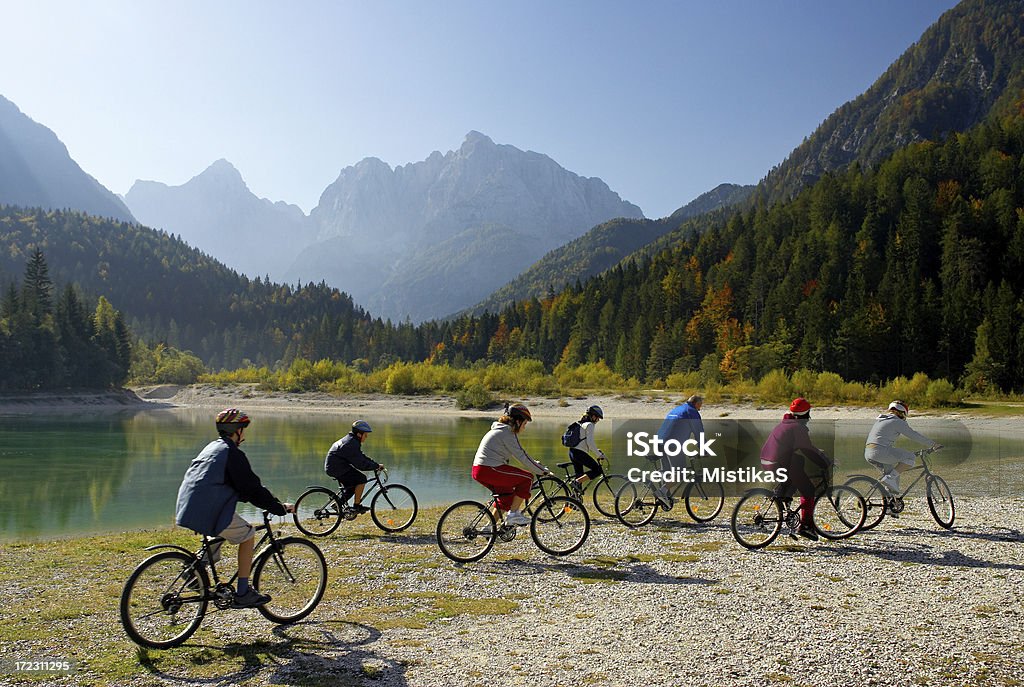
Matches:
[653,395,704,508]
[176,409,293,608]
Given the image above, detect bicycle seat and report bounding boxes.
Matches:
[556,461,573,469]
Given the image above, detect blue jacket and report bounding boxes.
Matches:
[175,437,286,537]
[658,402,705,442]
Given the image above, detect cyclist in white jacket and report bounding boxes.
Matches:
[472,403,550,526]
[865,400,942,493]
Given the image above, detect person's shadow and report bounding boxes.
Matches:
[135,620,410,686]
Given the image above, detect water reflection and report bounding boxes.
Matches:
[0,409,1020,539]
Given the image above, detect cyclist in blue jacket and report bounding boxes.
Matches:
[653,394,705,508]
[176,409,293,608]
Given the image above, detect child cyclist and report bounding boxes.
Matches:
[471,402,551,526]
[325,420,385,514]
[564,405,607,495]
[865,400,942,494]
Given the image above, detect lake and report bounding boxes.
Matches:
[1,407,1021,540]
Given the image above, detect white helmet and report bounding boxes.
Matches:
[888,401,908,415]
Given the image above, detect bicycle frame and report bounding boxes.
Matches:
[149,511,285,596]
[871,449,937,499]
[327,468,391,509]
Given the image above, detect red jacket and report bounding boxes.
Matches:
[759,414,829,468]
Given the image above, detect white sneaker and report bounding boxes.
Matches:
[880,473,900,494]
[504,511,530,527]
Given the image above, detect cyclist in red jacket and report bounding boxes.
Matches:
[759,398,832,541]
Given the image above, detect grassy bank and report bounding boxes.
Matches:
[0,507,513,686]
[2,497,1022,687]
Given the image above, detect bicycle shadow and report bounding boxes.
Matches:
[473,556,719,586]
[136,620,409,686]
[855,522,1024,544]
[818,541,1024,571]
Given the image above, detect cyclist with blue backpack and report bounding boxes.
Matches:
[562,405,607,495]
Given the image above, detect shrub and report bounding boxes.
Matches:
[925,378,959,407]
[384,363,417,395]
[757,369,793,403]
[456,382,494,409]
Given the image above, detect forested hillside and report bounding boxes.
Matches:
[466,184,754,317]
[762,0,1024,204]
[0,250,131,390]
[0,210,426,370]
[432,111,1024,392]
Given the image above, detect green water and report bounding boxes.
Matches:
[1,409,1021,539]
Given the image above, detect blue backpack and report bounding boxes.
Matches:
[561,421,582,448]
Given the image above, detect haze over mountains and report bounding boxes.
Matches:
[0,95,134,223]
[122,131,643,322]
[125,160,313,280]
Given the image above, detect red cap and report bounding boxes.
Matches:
[789,397,811,415]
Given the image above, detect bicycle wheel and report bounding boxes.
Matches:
[813,485,866,540]
[530,496,590,556]
[614,482,659,528]
[530,476,572,522]
[436,501,497,563]
[293,487,343,537]
[844,476,888,530]
[731,489,783,550]
[371,484,418,532]
[252,537,327,624]
[683,480,725,523]
[119,550,209,649]
[926,475,955,529]
[591,473,628,518]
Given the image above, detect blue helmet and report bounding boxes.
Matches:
[587,405,604,420]
[352,420,373,434]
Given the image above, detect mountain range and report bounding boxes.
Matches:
[2,0,1024,380]
[125,159,312,280]
[124,132,643,322]
[0,95,134,223]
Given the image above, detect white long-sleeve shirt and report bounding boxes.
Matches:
[473,422,548,475]
[575,420,601,456]
[865,414,934,448]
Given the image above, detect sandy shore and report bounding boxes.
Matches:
[1,383,1019,434]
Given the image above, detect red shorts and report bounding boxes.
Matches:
[472,464,533,512]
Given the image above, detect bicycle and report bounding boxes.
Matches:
[293,467,418,536]
[844,447,955,530]
[730,477,866,550]
[547,458,629,518]
[119,511,327,649]
[612,457,726,528]
[435,477,591,563]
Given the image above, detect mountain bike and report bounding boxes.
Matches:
[435,477,590,563]
[119,511,327,649]
[293,467,418,535]
[613,457,726,528]
[844,447,955,530]
[730,478,866,550]
[547,458,629,518]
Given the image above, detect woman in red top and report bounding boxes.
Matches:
[759,398,832,540]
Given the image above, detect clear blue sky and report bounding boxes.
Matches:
[1,0,960,219]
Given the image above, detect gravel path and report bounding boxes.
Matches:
[3,495,1020,687]
[361,497,1024,687]
[148,499,1024,685]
